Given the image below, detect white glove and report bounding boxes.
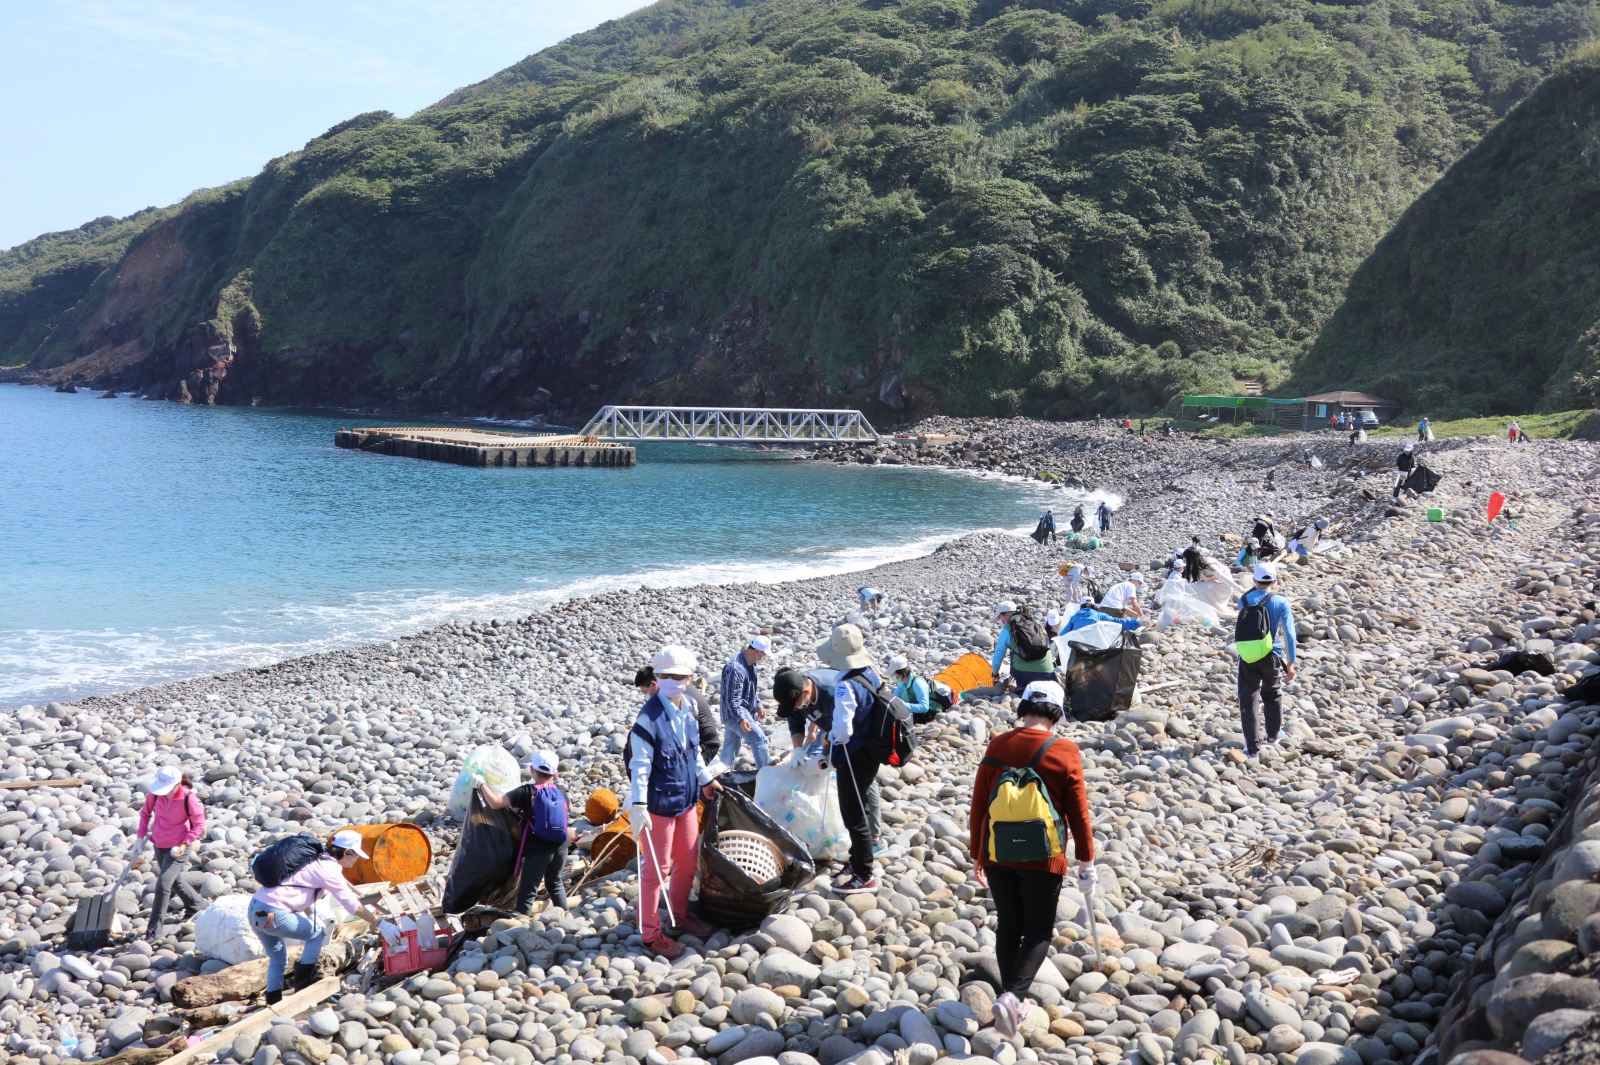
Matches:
[1077,864,1100,893]
[631,805,651,843]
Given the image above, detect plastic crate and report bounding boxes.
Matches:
[382,927,452,976]
[1427,508,1444,522]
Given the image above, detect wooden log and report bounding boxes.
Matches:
[171,939,353,1007]
[0,778,83,790]
[90,1045,179,1065]
[161,976,343,1065]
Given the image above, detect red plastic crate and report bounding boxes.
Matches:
[382,927,452,976]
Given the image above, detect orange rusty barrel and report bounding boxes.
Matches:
[328,823,433,885]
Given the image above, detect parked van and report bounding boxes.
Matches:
[1354,409,1381,428]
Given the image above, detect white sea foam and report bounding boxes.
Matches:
[0,516,1058,708]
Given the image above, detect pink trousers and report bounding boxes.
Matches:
[637,807,698,940]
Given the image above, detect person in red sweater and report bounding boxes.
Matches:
[137,765,206,941]
[969,680,1096,1037]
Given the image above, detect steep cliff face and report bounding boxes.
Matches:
[1292,51,1600,417]
[4,0,1599,420]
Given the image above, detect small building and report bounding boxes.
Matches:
[1300,392,1402,428]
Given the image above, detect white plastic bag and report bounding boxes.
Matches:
[194,894,264,965]
[754,754,849,861]
[1156,583,1223,629]
[447,745,522,820]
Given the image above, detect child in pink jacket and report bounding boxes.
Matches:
[137,765,205,941]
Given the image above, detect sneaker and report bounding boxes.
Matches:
[674,916,714,937]
[992,991,1019,1037]
[644,934,684,960]
[1014,996,1034,1031]
[834,875,879,895]
[872,840,887,857]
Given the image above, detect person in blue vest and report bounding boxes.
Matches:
[718,635,771,770]
[477,749,573,915]
[815,623,887,895]
[628,645,723,958]
[1235,562,1298,758]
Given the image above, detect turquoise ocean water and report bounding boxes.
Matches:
[0,385,1057,707]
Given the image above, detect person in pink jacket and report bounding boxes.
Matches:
[137,766,205,941]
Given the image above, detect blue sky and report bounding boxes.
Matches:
[0,0,647,250]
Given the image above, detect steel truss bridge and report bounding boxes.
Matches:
[580,405,880,443]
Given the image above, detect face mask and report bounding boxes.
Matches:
[656,678,688,700]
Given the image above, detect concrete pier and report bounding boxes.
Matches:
[335,427,636,468]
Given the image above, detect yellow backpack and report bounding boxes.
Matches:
[982,737,1066,864]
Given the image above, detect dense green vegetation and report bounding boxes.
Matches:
[4,0,1599,418]
[1295,49,1600,418]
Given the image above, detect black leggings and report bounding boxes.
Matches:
[988,865,1064,998]
[516,839,568,913]
[831,744,882,879]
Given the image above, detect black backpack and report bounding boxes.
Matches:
[843,669,918,767]
[251,833,326,888]
[1008,606,1051,661]
[1233,592,1278,664]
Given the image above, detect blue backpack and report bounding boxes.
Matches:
[530,785,569,843]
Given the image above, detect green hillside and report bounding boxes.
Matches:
[1292,47,1600,418]
[3,0,1598,420]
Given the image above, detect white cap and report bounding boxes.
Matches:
[1128,572,1144,583]
[149,766,182,796]
[1079,596,1094,606]
[1045,610,1060,627]
[991,600,1017,620]
[1404,443,1414,451]
[748,635,772,654]
[1254,561,1279,583]
[1020,680,1065,709]
[330,829,370,859]
[887,655,910,674]
[529,749,558,775]
[652,644,698,676]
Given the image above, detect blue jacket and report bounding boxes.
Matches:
[1238,588,1297,664]
[1062,606,1140,634]
[719,651,761,727]
[628,693,712,817]
[829,667,883,753]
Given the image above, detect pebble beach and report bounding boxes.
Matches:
[4,423,1600,1065]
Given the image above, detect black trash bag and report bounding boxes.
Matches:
[719,770,761,799]
[1406,464,1442,494]
[690,788,815,931]
[1485,650,1556,677]
[1565,670,1600,706]
[1064,631,1143,722]
[1030,520,1049,544]
[442,791,526,913]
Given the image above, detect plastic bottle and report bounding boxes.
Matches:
[57,1022,79,1057]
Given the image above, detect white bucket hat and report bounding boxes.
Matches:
[149,766,182,796]
[1128,572,1145,584]
[330,829,370,859]
[652,645,698,676]
[815,623,872,671]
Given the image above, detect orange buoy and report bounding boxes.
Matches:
[328,823,433,885]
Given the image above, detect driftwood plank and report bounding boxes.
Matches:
[162,977,342,1065]
[0,778,84,790]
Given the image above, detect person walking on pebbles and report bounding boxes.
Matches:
[969,681,1096,1038]
[628,645,723,957]
[249,831,382,1003]
[477,750,574,915]
[137,765,205,942]
[1233,561,1298,758]
[1096,499,1113,534]
[718,635,771,770]
[816,623,887,894]
[1070,504,1086,534]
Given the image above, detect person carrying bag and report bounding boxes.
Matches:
[968,681,1097,1039]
